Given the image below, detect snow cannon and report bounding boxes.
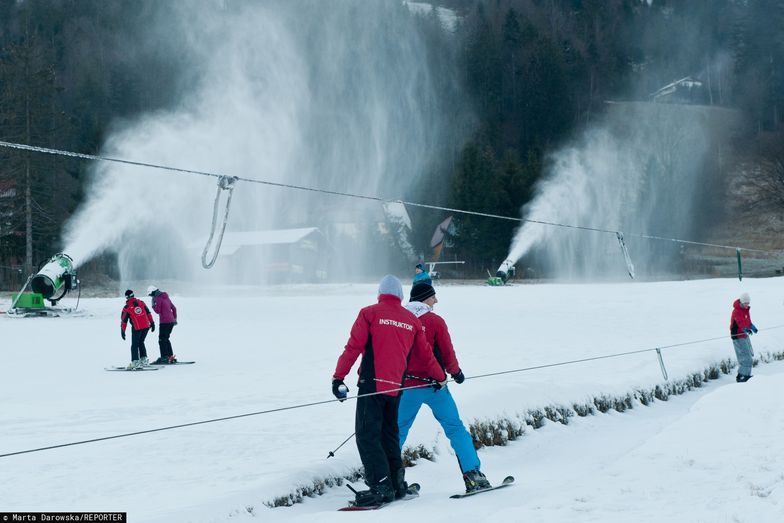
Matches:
[488,259,516,286]
[30,253,77,304]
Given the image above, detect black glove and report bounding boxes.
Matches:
[121,329,126,340]
[451,370,465,384]
[150,322,155,332]
[332,379,348,401]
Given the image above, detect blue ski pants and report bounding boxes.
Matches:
[733,337,754,377]
[398,385,480,473]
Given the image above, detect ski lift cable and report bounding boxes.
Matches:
[464,327,784,381]
[2,324,782,460]
[0,140,778,255]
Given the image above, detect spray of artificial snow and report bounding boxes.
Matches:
[63,1,463,282]
[506,102,738,279]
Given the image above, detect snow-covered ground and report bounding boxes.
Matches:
[1,277,783,521]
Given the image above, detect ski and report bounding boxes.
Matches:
[105,366,161,372]
[450,476,515,499]
[338,483,419,511]
[146,361,195,366]
[338,504,390,512]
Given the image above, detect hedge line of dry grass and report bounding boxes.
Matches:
[264,351,783,508]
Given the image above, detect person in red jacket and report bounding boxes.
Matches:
[120,289,155,370]
[332,275,446,507]
[730,292,758,382]
[399,282,492,493]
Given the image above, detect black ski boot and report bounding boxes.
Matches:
[463,469,492,493]
[393,468,408,500]
[354,480,395,507]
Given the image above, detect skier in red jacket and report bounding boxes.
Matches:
[332,275,446,507]
[120,289,155,370]
[399,282,492,493]
[730,292,758,382]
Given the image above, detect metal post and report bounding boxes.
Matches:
[655,348,669,381]
[10,274,33,310]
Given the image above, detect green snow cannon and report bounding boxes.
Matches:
[10,292,45,309]
[30,253,77,305]
[487,259,515,286]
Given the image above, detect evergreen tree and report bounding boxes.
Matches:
[0,4,66,274]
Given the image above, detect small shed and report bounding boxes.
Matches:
[205,227,329,283]
[650,76,706,105]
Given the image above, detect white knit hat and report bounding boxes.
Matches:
[739,292,750,305]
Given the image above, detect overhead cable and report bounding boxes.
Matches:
[2,324,782,459]
[0,140,779,255]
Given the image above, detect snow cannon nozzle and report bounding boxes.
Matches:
[488,259,516,286]
[30,253,77,304]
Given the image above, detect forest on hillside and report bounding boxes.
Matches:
[1,0,783,284]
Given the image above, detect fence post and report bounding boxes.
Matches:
[655,348,669,381]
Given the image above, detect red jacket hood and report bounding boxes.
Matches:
[730,299,752,339]
[733,299,750,311]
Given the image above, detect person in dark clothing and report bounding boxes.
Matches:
[147,285,178,364]
[332,275,446,507]
[120,289,155,370]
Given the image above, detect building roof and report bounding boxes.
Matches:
[193,227,322,256]
[650,76,703,101]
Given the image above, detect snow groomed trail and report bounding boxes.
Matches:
[1,279,782,522]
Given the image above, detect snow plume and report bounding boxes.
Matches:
[404,1,460,32]
[506,102,738,279]
[63,1,461,282]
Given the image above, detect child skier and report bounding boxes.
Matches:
[730,292,758,382]
[120,289,155,370]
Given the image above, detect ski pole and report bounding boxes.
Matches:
[327,432,355,459]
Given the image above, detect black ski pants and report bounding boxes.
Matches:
[355,393,402,488]
[130,327,149,361]
[158,323,175,359]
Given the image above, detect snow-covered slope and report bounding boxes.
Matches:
[1,277,782,521]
